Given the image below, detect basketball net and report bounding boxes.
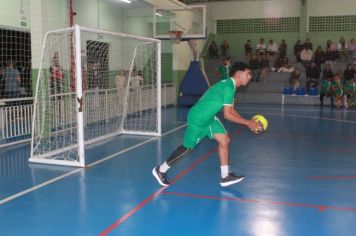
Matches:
[169,30,183,44]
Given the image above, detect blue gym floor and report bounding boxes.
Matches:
[1,104,356,236]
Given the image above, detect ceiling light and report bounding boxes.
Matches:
[155,12,163,17]
[118,0,131,3]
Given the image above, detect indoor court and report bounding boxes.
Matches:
[1,0,356,235]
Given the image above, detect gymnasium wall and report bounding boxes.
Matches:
[206,0,356,57]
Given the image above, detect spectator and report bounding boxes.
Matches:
[348,38,356,59]
[256,38,266,55]
[320,73,334,107]
[300,46,313,68]
[216,57,231,80]
[304,38,313,51]
[306,63,320,91]
[3,61,26,98]
[343,64,355,84]
[208,41,219,59]
[274,55,289,72]
[249,54,260,82]
[267,40,278,57]
[343,77,355,108]
[337,37,348,62]
[50,53,65,96]
[325,39,338,63]
[115,70,127,89]
[244,39,253,59]
[290,68,301,90]
[330,73,343,108]
[259,53,270,82]
[322,63,334,80]
[278,39,287,58]
[294,40,304,62]
[314,46,325,69]
[88,61,104,90]
[130,69,143,89]
[220,40,230,58]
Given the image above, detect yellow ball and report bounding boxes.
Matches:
[252,114,268,131]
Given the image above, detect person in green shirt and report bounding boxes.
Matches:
[320,76,334,107]
[330,74,343,108]
[153,62,261,187]
[215,57,231,80]
[344,79,355,109]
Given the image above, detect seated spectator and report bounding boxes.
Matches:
[306,63,320,91]
[274,55,289,72]
[322,63,334,81]
[343,64,355,84]
[304,38,313,51]
[220,40,230,58]
[249,54,260,82]
[215,57,231,81]
[348,38,356,59]
[320,74,334,107]
[290,68,301,90]
[325,39,338,63]
[259,53,270,82]
[337,37,348,62]
[208,41,219,59]
[343,77,355,108]
[278,39,287,58]
[294,40,303,62]
[3,61,26,98]
[330,73,343,108]
[300,46,313,68]
[314,46,325,69]
[244,39,253,59]
[267,40,278,57]
[256,38,266,55]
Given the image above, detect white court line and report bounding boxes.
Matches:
[238,105,356,113]
[0,124,187,206]
[239,111,356,124]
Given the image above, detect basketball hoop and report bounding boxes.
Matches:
[169,30,183,43]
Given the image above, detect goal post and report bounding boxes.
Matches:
[29,25,161,167]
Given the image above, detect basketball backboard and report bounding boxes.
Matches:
[153,5,206,40]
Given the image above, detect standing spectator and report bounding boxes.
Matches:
[220,40,230,58]
[337,37,348,62]
[278,39,287,58]
[115,70,127,89]
[244,39,253,60]
[314,46,325,69]
[304,38,313,51]
[300,46,313,68]
[290,68,301,90]
[325,40,338,63]
[249,54,260,82]
[348,38,356,59]
[208,41,219,59]
[256,38,266,55]
[130,69,143,89]
[306,63,320,91]
[259,53,270,82]
[3,61,26,98]
[88,61,103,90]
[294,40,304,62]
[50,53,65,96]
[267,40,278,57]
[216,58,231,81]
[343,64,355,84]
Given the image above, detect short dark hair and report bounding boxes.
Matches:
[229,62,250,77]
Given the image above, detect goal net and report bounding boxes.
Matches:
[29,25,161,167]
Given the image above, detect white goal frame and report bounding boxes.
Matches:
[29,25,161,167]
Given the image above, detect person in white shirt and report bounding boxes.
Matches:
[300,46,313,68]
[337,37,348,62]
[267,40,278,57]
[256,38,266,55]
[130,70,143,89]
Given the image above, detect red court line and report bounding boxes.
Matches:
[99,145,219,235]
[161,191,356,213]
[307,176,356,180]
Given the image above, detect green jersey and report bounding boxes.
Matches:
[188,77,235,127]
[217,65,230,80]
[321,79,331,93]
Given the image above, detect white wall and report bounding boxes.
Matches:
[0,0,30,30]
[307,0,356,17]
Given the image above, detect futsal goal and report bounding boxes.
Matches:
[29,25,161,167]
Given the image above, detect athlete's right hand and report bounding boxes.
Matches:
[247,120,261,134]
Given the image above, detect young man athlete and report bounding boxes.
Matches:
[153,62,261,187]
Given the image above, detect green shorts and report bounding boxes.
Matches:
[183,117,227,149]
